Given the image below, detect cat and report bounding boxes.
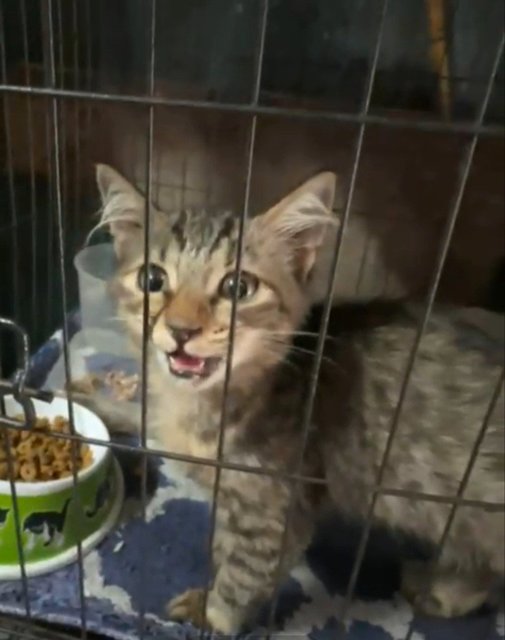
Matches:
[484,257,505,313]
[89,105,503,308]
[85,475,111,519]
[75,163,504,634]
[23,499,71,547]
[8,92,504,307]
[0,507,9,528]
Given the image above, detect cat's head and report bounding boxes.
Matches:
[96,164,338,391]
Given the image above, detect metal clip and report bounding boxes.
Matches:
[0,317,37,430]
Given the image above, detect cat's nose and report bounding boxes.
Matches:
[168,325,202,346]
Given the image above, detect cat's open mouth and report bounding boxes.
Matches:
[167,349,221,379]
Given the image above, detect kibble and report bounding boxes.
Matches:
[0,415,93,482]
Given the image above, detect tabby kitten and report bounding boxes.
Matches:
[88,164,504,634]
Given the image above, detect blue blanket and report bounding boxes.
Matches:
[0,316,502,640]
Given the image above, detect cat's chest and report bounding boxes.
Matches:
[151,393,223,487]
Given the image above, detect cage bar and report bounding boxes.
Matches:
[19,0,40,334]
[0,413,502,510]
[0,82,503,138]
[137,1,157,638]
[201,1,270,635]
[0,2,503,639]
[71,0,81,239]
[56,0,68,226]
[0,5,20,323]
[338,31,505,631]
[433,369,504,555]
[0,319,33,619]
[265,1,391,634]
[38,0,56,338]
[44,0,88,635]
[401,365,505,640]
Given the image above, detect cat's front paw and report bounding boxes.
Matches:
[167,588,207,628]
[401,562,490,618]
[65,374,101,395]
[167,588,234,634]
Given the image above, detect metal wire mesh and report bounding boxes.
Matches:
[0,1,504,639]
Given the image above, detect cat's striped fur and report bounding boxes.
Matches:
[79,164,504,634]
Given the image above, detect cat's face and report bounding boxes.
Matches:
[96,165,337,391]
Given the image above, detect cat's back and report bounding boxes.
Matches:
[309,300,504,503]
[301,300,504,407]
[351,301,504,411]
[311,299,504,387]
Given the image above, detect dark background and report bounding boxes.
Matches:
[1,0,504,376]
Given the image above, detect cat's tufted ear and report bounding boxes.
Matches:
[252,172,339,282]
[95,164,157,259]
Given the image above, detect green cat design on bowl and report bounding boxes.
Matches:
[0,396,124,579]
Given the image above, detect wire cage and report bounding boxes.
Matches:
[0,1,504,639]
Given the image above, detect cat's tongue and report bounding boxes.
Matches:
[169,352,206,376]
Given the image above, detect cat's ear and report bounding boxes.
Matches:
[253,172,339,281]
[95,164,149,259]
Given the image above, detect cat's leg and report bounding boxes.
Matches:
[166,472,313,633]
[401,560,499,617]
[401,507,504,617]
[168,501,229,627]
[43,523,54,547]
[55,388,141,436]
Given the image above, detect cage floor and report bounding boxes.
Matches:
[0,317,502,640]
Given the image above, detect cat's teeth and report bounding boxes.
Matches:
[166,350,221,379]
[169,354,206,376]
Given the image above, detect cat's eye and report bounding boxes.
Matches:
[137,263,167,293]
[219,271,258,301]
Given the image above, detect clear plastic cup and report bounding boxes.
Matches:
[74,244,117,331]
[73,244,129,355]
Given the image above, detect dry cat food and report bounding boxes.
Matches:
[0,415,93,482]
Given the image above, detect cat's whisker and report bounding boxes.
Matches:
[262,329,346,344]
[262,337,348,373]
[264,336,328,358]
[262,330,321,337]
[257,344,304,373]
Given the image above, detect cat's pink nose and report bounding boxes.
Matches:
[168,325,202,346]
